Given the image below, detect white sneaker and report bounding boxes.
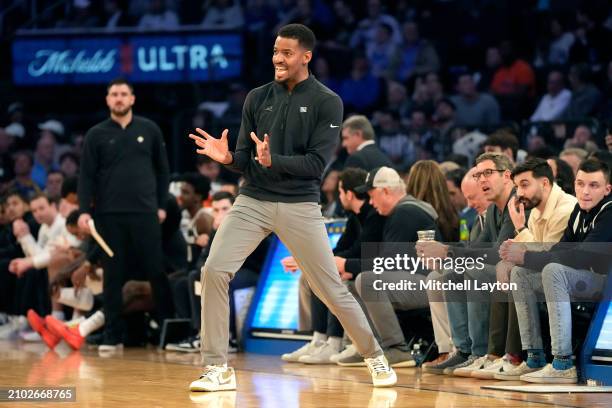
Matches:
[365,355,397,388]
[471,357,515,380]
[20,330,42,342]
[494,361,541,380]
[299,341,339,364]
[281,341,322,363]
[190,365,237,392]
[0,316,28,340]
[98,343,124,357]
[453,355,493,377]
[519,364,578,384]
[330,344,356,363]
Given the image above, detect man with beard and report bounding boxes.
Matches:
[187,24,395,391]
[492,158,577,380]
[501,159,612,383]
[77,78,173,352]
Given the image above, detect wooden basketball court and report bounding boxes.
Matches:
[0,340,609,407]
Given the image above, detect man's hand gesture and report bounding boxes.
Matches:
[250,132,271,168]
[189,128,232,165]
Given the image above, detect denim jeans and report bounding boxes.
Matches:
[511,263,605,356]
[444,269,490,356]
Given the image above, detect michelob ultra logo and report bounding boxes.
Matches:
[12,32,241,84]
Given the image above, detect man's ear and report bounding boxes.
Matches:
[303,50,312,65]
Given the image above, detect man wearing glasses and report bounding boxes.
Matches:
[417,152,528,377]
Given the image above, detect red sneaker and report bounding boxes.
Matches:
[45,316,85,350]
[27,310,60,349]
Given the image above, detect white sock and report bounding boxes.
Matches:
[327,336,342,351]
[79,310,105,337]
[52,310,65,321]
[312,331,327,344]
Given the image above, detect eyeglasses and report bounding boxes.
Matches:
[473,169,505,180]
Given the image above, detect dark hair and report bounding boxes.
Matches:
[29,193,51,205]
[61,176,78,198]
[13,150,34,167]
[66,209,82,226]
[445,168,467,189]
[511,158,554,184]
[47,169,63,178]
[339,167,369,200]
[277,24,316,51]
[444,153,469,169]
[589,150,612,172]
[181,172,211,198]
[553,158,575,195]
[59,151,80,165]
[579,158,611,183]
[212,191,235,204]
[484,130,519,161]
[107,78,134,93]
[437,97,456,111]
[5,189,28,203]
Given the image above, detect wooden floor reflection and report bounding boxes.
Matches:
[0,340,609,407]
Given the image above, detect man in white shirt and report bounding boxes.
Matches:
[9,194,76,276]
[530,71,571,122]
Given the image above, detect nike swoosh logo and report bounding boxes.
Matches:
[218,371,233,385]
[330,124,339,128]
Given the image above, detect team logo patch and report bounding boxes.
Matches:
[300,106,308,113]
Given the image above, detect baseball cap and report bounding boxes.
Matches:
[38,119,65,137]
[5,123,25,138]
[355,166,404,193]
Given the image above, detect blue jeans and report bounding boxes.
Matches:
[511,263,605,356]
[444,269,490,356]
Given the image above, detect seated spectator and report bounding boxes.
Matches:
[562,63,602,120]
[559,147,588,175]
[546,16,575,66]
[9,194,76,276]
[563,124,598,153]
[138,0,179,30]
[201,0,244,30]
[432,98,459,161]
[179,173,213,265]
[321,170,341,218]
[547,157,575,195]
[56,0,100,28]
[451,73,501,128]
[341,115,391,171]
[505,159,612,384]
[0,127,15,194]
[530,70,572,122]
[366,23,396,78]
[491,41,536,120]
[353,166,449,368]
[45,171,64,202]
[59,152,80,179]
[482,130,521,166]
[424,72,445,106]
[386,81,411,122]
[491,41,536,99]
[31,132,59,190]
[350,0,401,51]
[102,0,134,29]
[312,57,340,93]
[478,46,502,92]
[390,21,440,82]
[374,110,415,171]
[6,151,41,200]
[338,56,382,114]
[445,167,477,229]
[326,0,357,48]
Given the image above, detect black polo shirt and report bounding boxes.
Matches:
[78,115,169,214]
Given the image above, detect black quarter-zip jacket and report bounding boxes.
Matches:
[78,115,170,214]
[227,75,343,203]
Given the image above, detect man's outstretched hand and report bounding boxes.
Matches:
[189,128,233,165]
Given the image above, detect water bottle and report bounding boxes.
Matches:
[411,343,425,366]
[459,219,469,242]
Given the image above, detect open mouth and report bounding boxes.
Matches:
[482,186,491,193]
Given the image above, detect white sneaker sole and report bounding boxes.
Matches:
[519,376,577,384]
[372,370,397,388]
[190,378,237,392]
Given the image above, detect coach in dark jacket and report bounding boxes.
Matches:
[341,115,392,171]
